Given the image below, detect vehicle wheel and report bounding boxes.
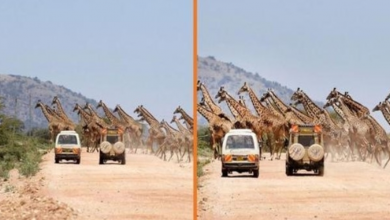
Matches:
[318,166,324,176]
[285,165,293,176]
[99,153,104,165]
[121,154,126,165]
[55,159,59,164]
[222,170,228,177]
[76,159,80,164]
[253,170,259,178]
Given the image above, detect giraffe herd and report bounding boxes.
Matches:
[35,97,193,163]
[197,80,390,169]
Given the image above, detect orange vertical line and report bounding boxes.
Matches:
[193,0,198,219]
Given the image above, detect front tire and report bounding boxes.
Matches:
[318,166,324,176]
[253,170,259,178]
[222,170,228,177]
[55,158,59,164]
[285,165,293,176]
[121,153,126,165]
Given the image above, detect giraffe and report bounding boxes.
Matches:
[197,80,225,116]
[73,103,103,153]
[291,88,347,162]
[173,106,193,132]
[171,115,192,162]
[372,101,390,168]
[237,82,288,160]
[134,105,166,154]
[35,100,66,143]
[323,98,363,161]
[158,119,184,162]
[197,103,232,159]
[84,102,111,129]
[51,96,75,130]
[264,98,285,119]
[113,104,144,153]
[96,100,132,152]
[215,87,283,160]
[326,88,370,118]
[179,115,193,131]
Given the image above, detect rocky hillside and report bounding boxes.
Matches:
[0,74,99,130]
[197,56,322,125]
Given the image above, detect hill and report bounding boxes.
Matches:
[0,74,99,130]
[197,56,322,125]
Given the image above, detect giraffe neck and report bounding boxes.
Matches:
[101,102,122,126]
[246,87,269,117]
[200,84,222,114]
[182,120,192,131]
[164,121,179,134]
[365,115,386,135]
[38,103,54,122]
[340,96,370,117]
[379,107,390,126]
[265,99,283,117]
[225,98,241,120]
[197,104,216,122]
[330,102,347,123]
[290,106,312,123]
[299,93,322,118]
[139,107,159,127]
[269,91,289,113]
[77,107,92,123]
[54,99,68,120]
[173,118,187,133]
[117,106,137,123]
[224,93,254,119]
[178,108,194,126]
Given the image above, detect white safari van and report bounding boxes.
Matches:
[221,129,260,178]
[54,130,81,164]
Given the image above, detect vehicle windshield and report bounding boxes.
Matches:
[58,135,78,145]
[298,135,315,146]
[107,135,119,144]
[225,135,254,149]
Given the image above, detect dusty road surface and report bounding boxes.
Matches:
[0,148,192,220]
[198,154,390,220]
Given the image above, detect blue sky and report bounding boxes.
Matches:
[0,1,192,123]
[199,0,390,131]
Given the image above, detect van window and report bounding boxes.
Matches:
[58,135,78,145]
[298,135,315,146]
[226,135,254,149]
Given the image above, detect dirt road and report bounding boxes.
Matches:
[198,154,390,220]
[36,148,192,220]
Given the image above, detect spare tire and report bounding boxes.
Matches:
[113,142,125,154]
[288,143,305,161]
[100,141,112,154]
[308,144,324,162]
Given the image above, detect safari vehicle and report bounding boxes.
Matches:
[221,129,260,178]
[99,127,126,165]
[55,130,81,164]
[285,124,325,176]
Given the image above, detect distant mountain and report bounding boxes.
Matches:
[197,56,322,125]
[0,74,100,130]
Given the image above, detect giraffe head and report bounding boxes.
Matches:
[385,92,390,101]
[372,101,385,112]
[237,82,249,95]
[159,119,166,128]
[215,86,228,103]
[178,115,185,121]
[323,98,335,109]
[170,115,177,124]
[326,87,340,100]
[113,104,121,113]
[197,80,202,91]
[134,105,143,117]
[96,100,104,109]
[174,106,182,114]
[72,103,81,112]
[34,100,44,109]
[51,96,60,105]
[259,89,272,102]
[291,88,304,102]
